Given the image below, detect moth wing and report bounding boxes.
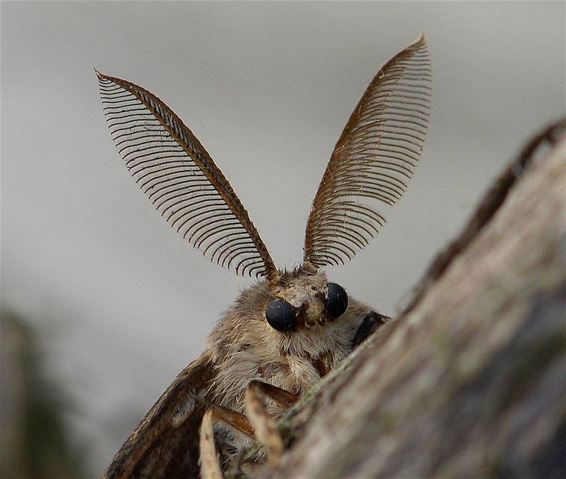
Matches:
[104,353,215,479]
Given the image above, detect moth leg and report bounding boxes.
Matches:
[249,380,299,408]
[200,410,223,479]
[351,311,390,349]
[245,380,298,463]
[199,406,255,479]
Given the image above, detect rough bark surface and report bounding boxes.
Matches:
[255,123,566,479]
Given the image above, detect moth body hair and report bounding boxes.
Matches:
[206,267,373,417]
[97,34,431,478]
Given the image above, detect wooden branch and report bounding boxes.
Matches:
[256,120,566,478]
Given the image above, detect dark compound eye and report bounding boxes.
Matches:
[327,283,348,319]
[265,299,297,332]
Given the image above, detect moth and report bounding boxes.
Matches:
[97,34,431,479]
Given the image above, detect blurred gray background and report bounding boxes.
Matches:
[2,1,564,475]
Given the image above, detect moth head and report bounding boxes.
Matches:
[264,264,349,332]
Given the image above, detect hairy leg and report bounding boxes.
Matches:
[248,380,299,408]
[199,406,255,479]
[199,410,223,479]
[200,382,300,476]
[245,380,299,463]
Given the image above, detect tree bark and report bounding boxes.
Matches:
[256,121,566,479]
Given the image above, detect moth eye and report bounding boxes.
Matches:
[327,283,348,319]
[265,299,297,332]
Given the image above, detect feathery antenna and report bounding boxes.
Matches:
[304,34,432,267]
[97,72,277,279]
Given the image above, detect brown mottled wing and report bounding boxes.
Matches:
[104,353,215,479]
[304,35,432,267]
[97,72,276,280]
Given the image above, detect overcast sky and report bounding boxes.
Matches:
[2,1,564,474]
